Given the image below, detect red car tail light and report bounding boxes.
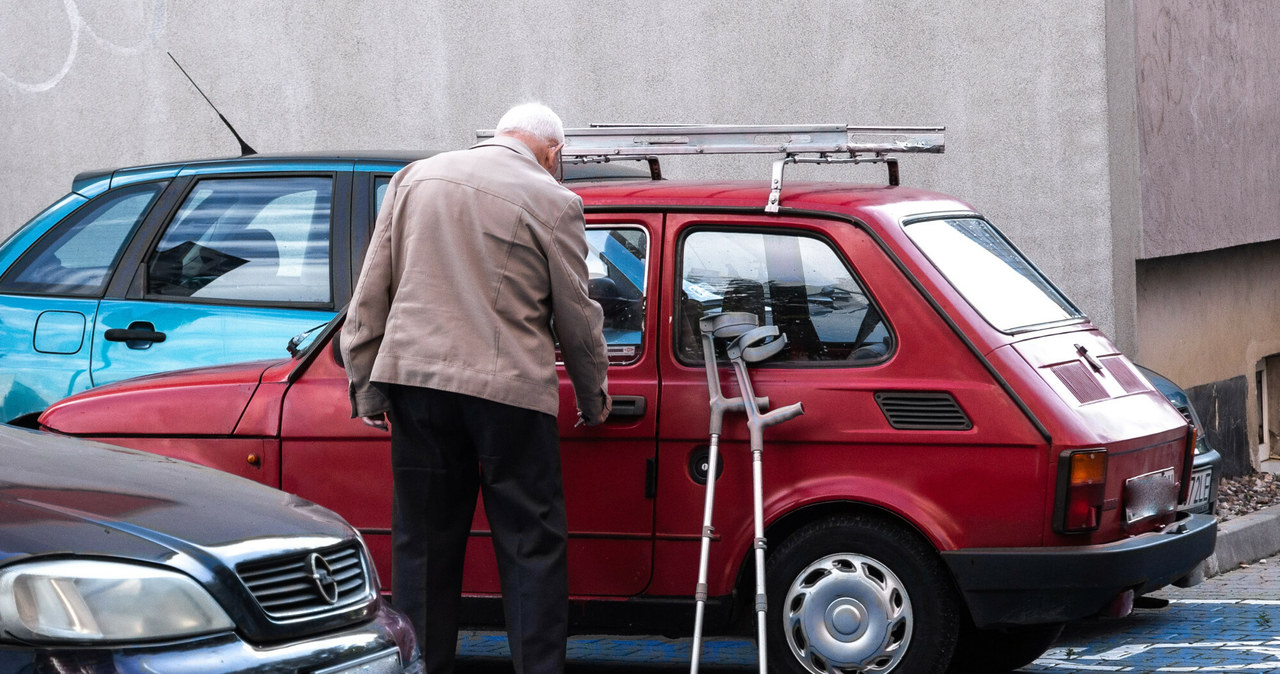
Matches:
[1055,449,1107,533]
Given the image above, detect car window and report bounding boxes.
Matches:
[905,217,1082,332]
[374,176,391,215]
[556,226,649,365]
[678,229,891,365]
[146,177,332,304]
[0,182,165,297]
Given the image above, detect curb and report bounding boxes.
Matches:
[1206,503,1280,577]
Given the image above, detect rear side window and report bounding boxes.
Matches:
[905,217,1082,332]
[0,182,165,297]
[678,229,892,365]
[147,177,333,304]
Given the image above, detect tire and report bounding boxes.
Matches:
[946,621,1064,673]
[766,515,961,674]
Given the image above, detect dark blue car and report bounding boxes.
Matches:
[1138,365,1221,515]
[0,423,420,671]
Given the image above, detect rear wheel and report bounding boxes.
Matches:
[766,515,960,673]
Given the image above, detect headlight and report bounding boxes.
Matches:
[0,559,234,643]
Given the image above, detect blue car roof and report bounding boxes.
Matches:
[72,151,652,196]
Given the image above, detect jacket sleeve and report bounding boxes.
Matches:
[545,195,611,422]
[340,172,399,418]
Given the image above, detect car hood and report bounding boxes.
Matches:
[39,359,277,436]
[0,424,352,568]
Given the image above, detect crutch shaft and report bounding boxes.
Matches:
[690,433,722,674]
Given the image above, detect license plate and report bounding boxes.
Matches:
[314,648,401,674]
[1184,467,1213,510]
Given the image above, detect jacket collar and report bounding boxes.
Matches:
[471,135,537,162]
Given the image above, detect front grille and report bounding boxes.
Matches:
[874,392,972,430]
[237,544,371,619]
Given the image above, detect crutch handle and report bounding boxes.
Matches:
[759,401,804,427]
[701,311,759,340]
[725,396,770,413]
[727,326,788,363]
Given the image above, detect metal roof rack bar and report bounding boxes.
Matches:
[476,124,945,210]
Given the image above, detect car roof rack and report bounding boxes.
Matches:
[477,124,944,212]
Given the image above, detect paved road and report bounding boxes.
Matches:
[1025,560,1280,672]
[450,560,1280,672]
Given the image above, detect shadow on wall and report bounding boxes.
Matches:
[1187,376,1250,478]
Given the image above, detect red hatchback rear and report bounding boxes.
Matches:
[40,127,1215,674]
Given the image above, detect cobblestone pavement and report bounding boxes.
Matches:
[452,561,1280,672]
[1024,560,1280,672]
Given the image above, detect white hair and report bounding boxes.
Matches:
[495,102,565,144]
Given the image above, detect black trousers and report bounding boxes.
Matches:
[386,384,568,674]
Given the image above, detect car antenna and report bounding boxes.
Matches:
[167,52,257,156]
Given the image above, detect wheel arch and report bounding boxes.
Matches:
[728,499,964,624]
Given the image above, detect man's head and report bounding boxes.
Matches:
[495,103,565,175]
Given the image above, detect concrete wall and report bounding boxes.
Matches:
[1134,0,1280,259]
[1136,241,1280,472]
[0,1,1121,339]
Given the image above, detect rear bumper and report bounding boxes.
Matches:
[942,513,1217,628]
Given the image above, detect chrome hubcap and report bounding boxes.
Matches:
[782,553,912,673]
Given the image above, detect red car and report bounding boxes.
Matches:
[39,128,1215,674]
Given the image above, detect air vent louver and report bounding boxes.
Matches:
[874,392,972,430]
[1100,356,1148,394]
[1051,362,1108,404]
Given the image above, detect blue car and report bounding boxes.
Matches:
[0,153,648,425]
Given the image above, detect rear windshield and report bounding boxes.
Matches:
[905,217,1083,332]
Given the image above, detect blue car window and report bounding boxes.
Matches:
[0,182,165,297]
[147,177,333,304]
[374,176,390,215]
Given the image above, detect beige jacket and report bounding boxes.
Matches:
[342,136,610,420]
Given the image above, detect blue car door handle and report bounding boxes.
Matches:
[104,322,166,349]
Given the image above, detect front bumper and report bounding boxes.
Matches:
[943,513,1217,628]
[0,599,422,673]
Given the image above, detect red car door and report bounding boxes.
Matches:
[649,213,1046,599]
[279,215,662,598]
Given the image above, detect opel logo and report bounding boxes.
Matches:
[306,553,340,605]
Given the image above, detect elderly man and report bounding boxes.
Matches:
[341,103,611,674]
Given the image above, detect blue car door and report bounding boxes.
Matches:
[0,182,168,422]
[89,167,351,388]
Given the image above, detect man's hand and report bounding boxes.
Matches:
[361,413,389,431]
[575,392,612,427]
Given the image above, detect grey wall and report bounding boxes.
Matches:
[1134,0,1280,259]
[1,1,1121,339]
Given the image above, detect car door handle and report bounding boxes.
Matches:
[104,322,166,348]
[611,395,646,417]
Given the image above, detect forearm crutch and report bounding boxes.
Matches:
[691,311,768,674]
[726,326,804,674]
